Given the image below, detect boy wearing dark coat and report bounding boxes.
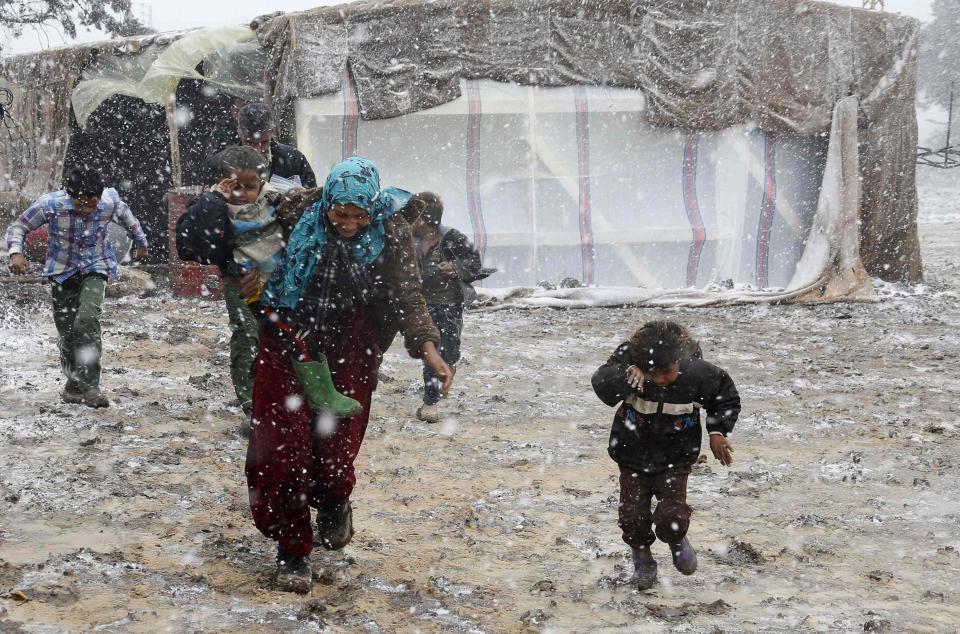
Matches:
[407,192,490,423]
[185,146,280,417]
[592,320,740,590]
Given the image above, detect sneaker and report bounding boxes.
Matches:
[416,403,440,424]
[670,537,698,575]
[315,500,354,550]
[82,389,110,409]
[275,548,312,594]
[632,546,658,590]
[61,382,84,404]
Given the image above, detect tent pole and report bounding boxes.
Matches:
[165,94,183,188]
[945,83,954,168]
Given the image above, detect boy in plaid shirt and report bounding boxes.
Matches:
[6,166,148,408]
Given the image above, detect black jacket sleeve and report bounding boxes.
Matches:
[272,143,317,189]
[703,366,741,436]
[442,229,484,282]
[591,342,634,407]
[294,151,317,189]
[176,192,235,269]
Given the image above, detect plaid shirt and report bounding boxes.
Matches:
[6,188,148,283]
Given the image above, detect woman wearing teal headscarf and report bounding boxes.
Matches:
[240,157,451,592]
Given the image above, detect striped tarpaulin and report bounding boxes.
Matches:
[341,70,360,160]
[574,86,595,285]
[465,80,487,257]
[682,134,706,288]
[755,132,777,288]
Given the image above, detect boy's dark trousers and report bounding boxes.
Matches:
[423,303,463,405]
[223,276,259,411]
[618,466,692,547]
[51,273,107,393]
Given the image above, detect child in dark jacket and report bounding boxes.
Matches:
[592,320,740,590]
[406,192,489,423]
[186,146,281,417]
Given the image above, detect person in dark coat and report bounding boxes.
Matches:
[592,320,740,591]
[405,191,490,423]
[204,102,317,189]
[236,157,452,593]
[185,147,282,418]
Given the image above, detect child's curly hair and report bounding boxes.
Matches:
[629,320,701,371]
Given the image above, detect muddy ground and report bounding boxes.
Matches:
[0,222,958,633]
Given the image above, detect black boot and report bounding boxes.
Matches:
[631,546,658,590]
[315,500,354,550]
[275,548,312,594]
[670,537,698,575]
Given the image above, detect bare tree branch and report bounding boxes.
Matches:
[0,0,154,51]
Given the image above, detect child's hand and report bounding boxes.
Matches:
[709,434,734,466]
[132,246,149,261]
[215,178,238,199]
[438,261,458,279]
[625,365,644,392]
[237,270,262,299]
[8,254,29,275]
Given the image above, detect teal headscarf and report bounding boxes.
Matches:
[264,157,411,309]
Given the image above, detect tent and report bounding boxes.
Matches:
[0,0,922,303]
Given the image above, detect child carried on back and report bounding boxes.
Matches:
[592,320,741,590]
[178,146,360,419]
[210,145,285,302]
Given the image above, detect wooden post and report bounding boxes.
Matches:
[165,94,182,188]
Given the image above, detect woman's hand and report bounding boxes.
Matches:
[277,187,322,222]
[237,270,261,299]
[421,341,453,396]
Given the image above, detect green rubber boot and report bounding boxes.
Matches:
[292,357,363,417]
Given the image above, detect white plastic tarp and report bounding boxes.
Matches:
[71,26,259,127]
[297,80,868,303]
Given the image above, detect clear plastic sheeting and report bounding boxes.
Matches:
[298,80,862,301]
[71,26,261,128]
[0,32,180,198]
[262,0,922,283]
[481,97,872,307]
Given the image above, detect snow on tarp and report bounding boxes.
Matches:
[71,26,260,128]
[0,25,263,224]
[0,32,181,205]
[259,0,922,285]
[473,96,874,308]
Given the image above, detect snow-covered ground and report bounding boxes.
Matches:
[0,180,958,632]
[917,167,960,224]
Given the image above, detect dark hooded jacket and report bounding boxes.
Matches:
[175,192,233,268]
[416,225,488,306]
[592,342,741,473]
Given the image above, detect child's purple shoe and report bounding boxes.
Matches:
[670,537,698,575]
[631,546,658,590]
